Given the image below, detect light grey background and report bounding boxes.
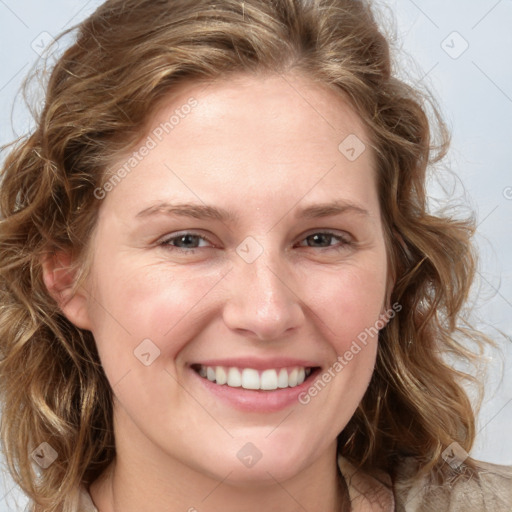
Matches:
[0,0,511,510]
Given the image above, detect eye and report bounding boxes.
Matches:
[158,230,353,254]
[159,232,213,252]
[296,231,353,250]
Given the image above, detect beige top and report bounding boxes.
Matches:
[78,454,512,511]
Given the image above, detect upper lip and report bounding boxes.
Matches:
[190,357,321,371]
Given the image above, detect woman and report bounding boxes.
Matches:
[0,0,510,511]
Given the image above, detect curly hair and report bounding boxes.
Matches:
[0,0,492,510]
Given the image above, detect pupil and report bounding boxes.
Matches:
[310,234,329,247]
[181,234,197,247]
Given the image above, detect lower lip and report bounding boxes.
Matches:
[190,367,321,412]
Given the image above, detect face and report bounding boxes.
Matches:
[74,73,390,485]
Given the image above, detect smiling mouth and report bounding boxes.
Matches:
[191,364,319,391]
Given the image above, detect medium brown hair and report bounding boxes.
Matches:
[0,0,490,510]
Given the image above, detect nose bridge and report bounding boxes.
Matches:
[223,238,304,339]
[247,248,289,311]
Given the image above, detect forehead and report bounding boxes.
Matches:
[99,72,378,219]
[145,72,371,149]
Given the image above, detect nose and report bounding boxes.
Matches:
[222,245,305,341]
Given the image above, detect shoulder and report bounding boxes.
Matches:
[393,456,512,512]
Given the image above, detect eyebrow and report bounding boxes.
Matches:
[135,200,370,223]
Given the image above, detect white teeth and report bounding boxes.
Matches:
[277,368,289,388]
[206,367,216,381]
[260,369,278,390]
[241,368,260,390]
[227,367,242,387]
[197,365,313,390]
[288,368,298,387]
[216,366,227,385]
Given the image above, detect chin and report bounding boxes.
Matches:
[188,435,320,485]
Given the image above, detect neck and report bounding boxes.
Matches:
[89,400,353,512]
[89,446,350,512]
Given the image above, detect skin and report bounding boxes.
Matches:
[43,72,392,511]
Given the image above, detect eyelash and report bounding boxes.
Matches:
[158,230,354,253]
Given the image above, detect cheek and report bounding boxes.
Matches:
[296,263,386,421]
[85,257,226,377]
[300,260,387,349]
